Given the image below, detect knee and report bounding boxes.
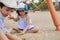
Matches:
[33,27,39,33]
[35,27,39,33]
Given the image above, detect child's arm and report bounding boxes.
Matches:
[13,15,19,22]
[8,28,13,33]
[23,16,30,32]
[9,15,19,22]
[20,16,30,35]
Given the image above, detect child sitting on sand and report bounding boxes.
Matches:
[9,2,39,35]
[0,0,21,40]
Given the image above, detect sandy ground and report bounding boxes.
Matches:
[4,11,60,40]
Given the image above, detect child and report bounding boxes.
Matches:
[0,0,21,40]
[9,2,39,35]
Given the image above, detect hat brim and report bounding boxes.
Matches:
[17,8,28,12]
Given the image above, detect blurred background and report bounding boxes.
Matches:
[17,0,60,11]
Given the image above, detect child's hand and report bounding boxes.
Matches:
[19,31,25,35]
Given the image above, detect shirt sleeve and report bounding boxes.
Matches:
[0,19,8,33]
[0,19,5,28]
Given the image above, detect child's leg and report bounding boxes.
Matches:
[13,27,23,33]
[9,27,22,33]
[28,26,39,33]
[0,29,9,40]
[6,33,22,40]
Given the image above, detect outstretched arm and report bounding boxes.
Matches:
[13,16,19,22]
[9,15,19,22]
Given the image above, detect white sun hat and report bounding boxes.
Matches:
[17,2,25,8]
[17,2,28,12]
[0,0,17,8]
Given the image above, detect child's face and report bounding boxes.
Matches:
[19,10,26,16]
[0,6,13,17]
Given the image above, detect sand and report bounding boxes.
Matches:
[4,11,60,40]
